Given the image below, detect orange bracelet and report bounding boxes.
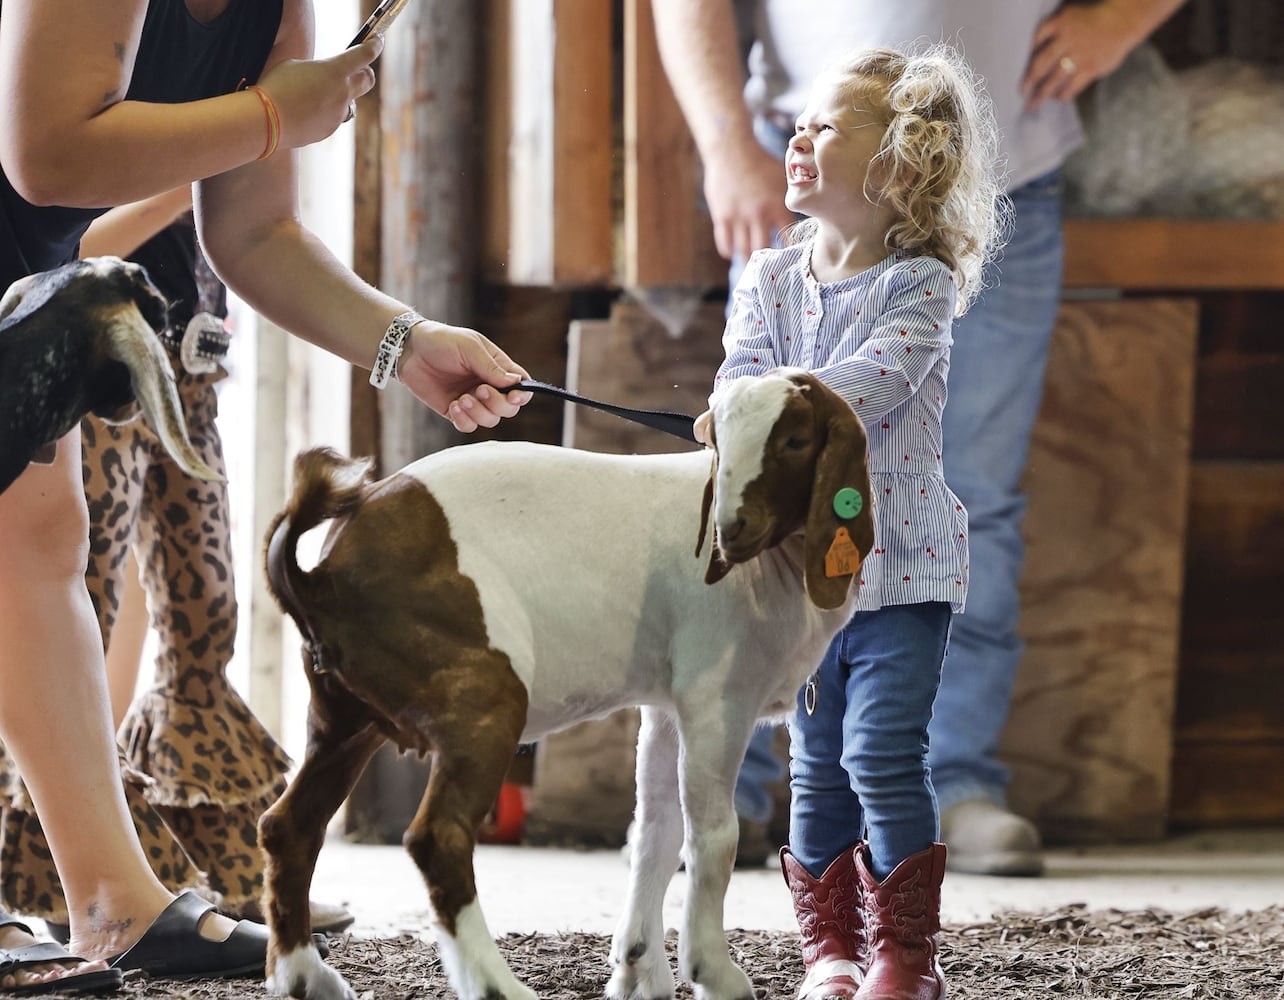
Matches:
[246,85,281,160]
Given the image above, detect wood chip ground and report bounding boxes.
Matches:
[82,905,1284,999]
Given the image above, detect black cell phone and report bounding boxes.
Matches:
[348,0,414,48]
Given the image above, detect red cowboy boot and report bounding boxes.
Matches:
[781,844,868,999]
[854,843,947,1000]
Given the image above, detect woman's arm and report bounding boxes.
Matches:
[0,0,379,208]
[196,0,528,430]
[79,187,193,260]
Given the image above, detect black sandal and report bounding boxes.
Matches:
[0,912,122,996]
[107,891,268,980]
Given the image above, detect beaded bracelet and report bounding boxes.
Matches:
[370,310,426,389]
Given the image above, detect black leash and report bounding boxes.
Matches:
[511,379,698,444]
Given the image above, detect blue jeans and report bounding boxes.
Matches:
[786,603,952,881]
[929,168,1065,811]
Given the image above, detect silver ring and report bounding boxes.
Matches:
[344,100,357,124]
[1059,56,1077,75]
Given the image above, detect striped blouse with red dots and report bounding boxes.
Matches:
[713,243,968,613]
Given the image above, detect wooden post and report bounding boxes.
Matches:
[622,0,724,289]
[377,0,477,471]
[481,0,613,286]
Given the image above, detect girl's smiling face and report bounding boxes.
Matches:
[785,75,892,233]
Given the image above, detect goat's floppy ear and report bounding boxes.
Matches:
[696,451,734,584]
[803,390,875,610]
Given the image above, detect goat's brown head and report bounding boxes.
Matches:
[696,369,875,610]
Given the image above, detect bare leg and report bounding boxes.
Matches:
[0,430,243,969]
[104,548,148,731]
[0,429,170,966]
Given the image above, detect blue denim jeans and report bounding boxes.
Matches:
[929,168,1065,811]
[786,603,952,881]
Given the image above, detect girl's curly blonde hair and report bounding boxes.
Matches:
[787,45,1009,315]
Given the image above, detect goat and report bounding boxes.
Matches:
[0,256,218,495]
[260,368,875,1000]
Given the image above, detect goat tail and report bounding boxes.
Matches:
[264,446,375,630]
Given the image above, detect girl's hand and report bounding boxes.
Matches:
[397,321,533,432]
[255,37,383,150]
[693,409,714,447]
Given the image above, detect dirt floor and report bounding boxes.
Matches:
[82,905,1282,999]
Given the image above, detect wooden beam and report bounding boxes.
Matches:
[622,0,724,289]
[1064,219,1284,291]
[350,0,382,471]
[481,0,613,286]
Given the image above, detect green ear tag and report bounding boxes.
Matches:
[832,487,863,520]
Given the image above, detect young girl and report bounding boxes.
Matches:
[695,47,1004,1000]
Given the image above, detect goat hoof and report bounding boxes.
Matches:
[264,948,356,1000]
[689,964,755,1000]
[606,961,676,1000]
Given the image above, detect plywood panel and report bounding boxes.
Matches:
[1003,298,1199,842]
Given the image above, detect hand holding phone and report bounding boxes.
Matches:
[348,0,414,48]
[343,0,412,122]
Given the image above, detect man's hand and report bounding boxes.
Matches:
[1023,1,1180,111]
[397,321,533,432]
[703,143,795,262]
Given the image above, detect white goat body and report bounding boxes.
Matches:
[260,369,874,1000]
[402,442,842,738]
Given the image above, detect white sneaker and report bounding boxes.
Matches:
[939,799,1044,876]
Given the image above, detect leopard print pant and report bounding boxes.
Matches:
[0,359,292,921]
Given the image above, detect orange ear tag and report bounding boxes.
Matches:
[824,527,862,579]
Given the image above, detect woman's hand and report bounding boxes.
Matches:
[397,320,533,432]
[255,37,383,150]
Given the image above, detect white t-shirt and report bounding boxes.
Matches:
[744,0,1084,190]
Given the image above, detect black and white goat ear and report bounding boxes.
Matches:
[802,398,875,610]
